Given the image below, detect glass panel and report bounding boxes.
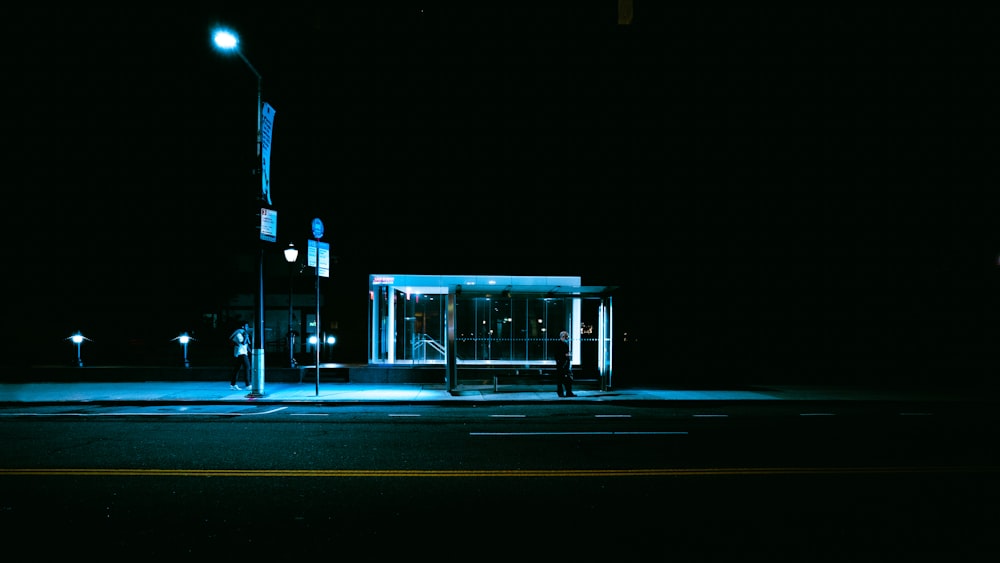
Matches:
[413,293,445,363]
[578,298,601,378]
[527,298,545,361]
[394,289,408,362]
[372,285,390,362]
[395,290,447,364]
[545,298,569,362]
[451,296,575,363]
[492,297,512,361]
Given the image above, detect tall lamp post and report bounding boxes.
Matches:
[213,27,268,397]
[283,242,299,368]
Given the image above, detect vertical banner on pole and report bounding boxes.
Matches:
[261,102,275,206]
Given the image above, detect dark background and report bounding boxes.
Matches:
[8,5,1000,385]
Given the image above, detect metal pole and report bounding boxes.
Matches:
[315,263,320,396]
[249,69,266,398]
[213,35,267,396]
[446,287,457,393]
[288,262,297,368]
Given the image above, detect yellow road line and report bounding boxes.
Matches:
[0,466,997,477]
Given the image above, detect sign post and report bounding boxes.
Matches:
[307,219,329,396]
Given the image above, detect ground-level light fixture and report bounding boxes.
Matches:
[171,332,195,368]
[67,331,91,367]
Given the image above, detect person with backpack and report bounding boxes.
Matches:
[553,330,576,397]
[229,323,252,391]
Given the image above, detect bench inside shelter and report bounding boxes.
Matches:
[456,361,594,392]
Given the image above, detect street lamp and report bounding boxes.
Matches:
[325,334,337,363]
[171,332,195,368]
[67,331,91,367]
[308,334,319,361]
[283,242,299,368]
[212,27,267,397]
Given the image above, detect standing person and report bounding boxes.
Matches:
[553,330,576,397]
[229,323,251,391]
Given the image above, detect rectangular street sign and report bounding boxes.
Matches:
[308,239,329,277]
[260,208,277,242]
[318,241,330,278]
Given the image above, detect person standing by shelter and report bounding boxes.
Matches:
[229,323,251,391]
[553,330,576,397]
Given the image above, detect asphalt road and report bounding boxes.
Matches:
[1,402,997,560]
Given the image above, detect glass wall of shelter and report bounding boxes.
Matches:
[368,274,615,388]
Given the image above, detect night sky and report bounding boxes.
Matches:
[10,5,1000,383]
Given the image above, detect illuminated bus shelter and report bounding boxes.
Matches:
[368,274,616,392]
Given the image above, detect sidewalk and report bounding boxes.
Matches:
[0,379,990,405]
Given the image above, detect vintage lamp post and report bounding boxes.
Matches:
[283,242,299,368]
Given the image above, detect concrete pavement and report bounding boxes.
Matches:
[0,379,990,405]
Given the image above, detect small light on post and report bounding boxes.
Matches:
[324,334,337,363]
[171,332,195,368]
[67,331,91,367]
[283,242,299,263]
[308,334,319,359]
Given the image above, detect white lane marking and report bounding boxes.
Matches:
[470,431,688,436]
[388,414,421,417]
[490,414,527,418]
[234,407,288,415]
[595,414,631,418]
[0,407,289,417]
[693,414,729,418]
[290,413,329,416]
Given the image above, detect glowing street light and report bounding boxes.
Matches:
[212,26,270,397]
[325,334,337,363]
[171,332,196,368]
[67,331,91,367]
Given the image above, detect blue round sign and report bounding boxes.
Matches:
[311,218,324,239]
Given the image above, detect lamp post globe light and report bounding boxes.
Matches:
[283,242,299,368]
[325,334,337,363]
[212,27,268,397]
[67,331,91,367]
[172,332,195,368]
[308,334,319,358]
